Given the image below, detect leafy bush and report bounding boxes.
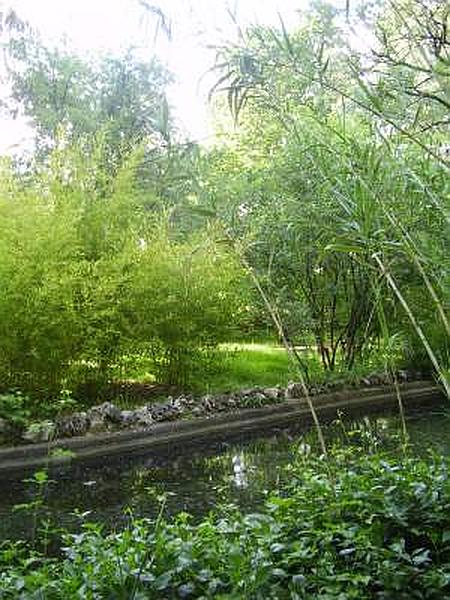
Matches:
[0,392,30,431]
[1,450,449,598]
[121,224,249,388]
[0,149,249,400]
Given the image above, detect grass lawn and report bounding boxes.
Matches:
[204,342,320,393]
[201,341,393,394]
[117,341,391,399]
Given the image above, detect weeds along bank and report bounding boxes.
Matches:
[0,370,432,446]
[1,448,449,598]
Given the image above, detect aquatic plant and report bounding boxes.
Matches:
[1,449,449,598]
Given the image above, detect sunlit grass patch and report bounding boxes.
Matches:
[202,341,319,393]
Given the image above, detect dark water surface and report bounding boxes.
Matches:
[1,406,449,540]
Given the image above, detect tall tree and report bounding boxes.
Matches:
[2,26,172,166]
[206,0,449,388]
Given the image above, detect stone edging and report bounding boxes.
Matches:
[0,381,444,473]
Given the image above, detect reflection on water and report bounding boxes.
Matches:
[0,407,449,540]
[232,453,249,488]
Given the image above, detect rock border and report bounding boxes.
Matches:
[0,380,444,473]
[10,369,429,444]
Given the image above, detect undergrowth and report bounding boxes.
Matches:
[1,448,449,599]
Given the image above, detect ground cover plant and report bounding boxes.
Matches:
[1,447,449,599]
[203,341,408,394]
[208,343,301,392]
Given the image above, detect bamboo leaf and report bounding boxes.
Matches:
[278,14,295,57]
[208,71,234,102]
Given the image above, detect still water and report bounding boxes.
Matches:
[0,406,449,540]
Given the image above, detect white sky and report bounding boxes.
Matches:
[0,0,353,154]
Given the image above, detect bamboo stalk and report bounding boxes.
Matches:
[373,253,450,399]
[238,251,329,459]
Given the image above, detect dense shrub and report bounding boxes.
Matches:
[0,160,86,396]
[123,227,248,387]
[0,152,248,400]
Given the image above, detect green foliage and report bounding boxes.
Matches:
[0,152,126,396]
[370,0,450,137]
[2,32,172,164]
[206,0,450,389]
[122,226,249,388]
[0,144,249,399]
[0,0,449,407]
[1,451,449,598]
[0,391,30,430]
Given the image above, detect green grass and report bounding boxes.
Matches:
[200,341,408,395]
[203,342,318,393]
[115,341,404,399]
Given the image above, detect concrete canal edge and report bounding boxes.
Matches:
[0,380,445,473]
